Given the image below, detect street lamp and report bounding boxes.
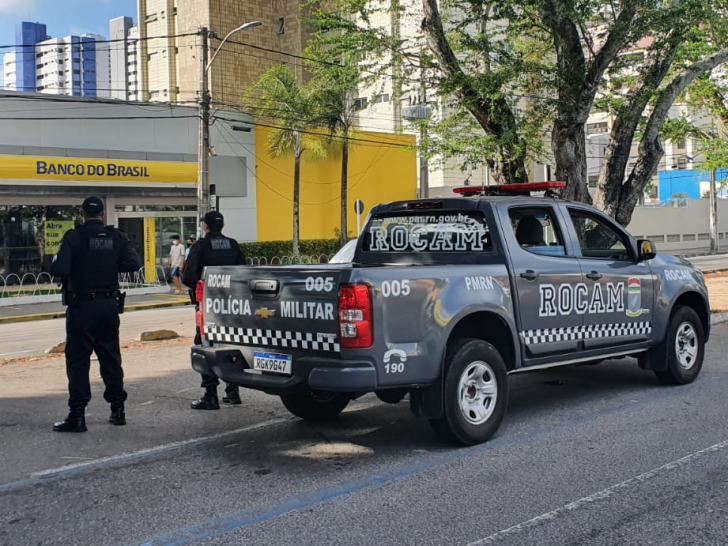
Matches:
[197,21,262,232]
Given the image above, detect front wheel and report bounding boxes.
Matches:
[280,391,351,421]
[655,306,705,385]
[429,339,509,446]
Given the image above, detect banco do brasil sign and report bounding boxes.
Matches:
[0,154,197,184]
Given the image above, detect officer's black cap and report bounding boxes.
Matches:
[81,196,104,215]
[204,211,224,231]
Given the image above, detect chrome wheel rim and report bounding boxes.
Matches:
[458,361,498,425]
[675,322,699,370]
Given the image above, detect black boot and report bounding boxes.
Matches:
[222,387,242,405]
[191,388,220,410]
[53,408,87,433]
[109,401,126,426]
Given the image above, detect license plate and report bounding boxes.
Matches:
[252,352,292,375]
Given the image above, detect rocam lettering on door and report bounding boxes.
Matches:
[538,278,647,317]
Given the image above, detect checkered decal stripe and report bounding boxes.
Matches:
[206,326,341,353]
[521,322,652,345]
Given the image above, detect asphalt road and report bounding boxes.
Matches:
[1,325,728,546]
[0,306,195,360]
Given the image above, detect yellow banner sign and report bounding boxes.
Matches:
[143,218,157,283]
[0,155,197,184]
[44,220,74,254]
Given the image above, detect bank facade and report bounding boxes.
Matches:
[0,92,256,279]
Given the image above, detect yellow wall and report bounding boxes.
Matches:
[255,127,417,241]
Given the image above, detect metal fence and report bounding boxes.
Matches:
[247,254,335,266]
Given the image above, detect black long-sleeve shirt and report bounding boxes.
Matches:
[182,231,246,289]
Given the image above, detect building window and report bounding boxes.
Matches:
[677,158,688,169]
[354,97,368,110]
[145,13,158,23]
[375,93,390,103]
[278,17,285,35]
[676,139,686,150]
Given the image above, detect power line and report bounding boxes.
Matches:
[0,32,198,50]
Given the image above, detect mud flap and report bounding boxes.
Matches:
[638,340,668,371]
[410,375,444,418]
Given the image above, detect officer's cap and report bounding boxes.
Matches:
[81,196,104,215]
[204,211,224,231]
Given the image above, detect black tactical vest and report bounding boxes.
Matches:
[68,223,123,293]
[198,232,240,271]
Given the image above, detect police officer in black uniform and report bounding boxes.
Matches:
[183,210,246,410]
[51,197,141,432]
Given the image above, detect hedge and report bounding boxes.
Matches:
[240,238,343,262]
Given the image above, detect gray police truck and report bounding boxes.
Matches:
[191,182,710,445]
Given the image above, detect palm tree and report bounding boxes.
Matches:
[245,66,323,255]
[309,58,360,247]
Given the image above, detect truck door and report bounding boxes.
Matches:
[564,206,654,350]
[499,205,584,361]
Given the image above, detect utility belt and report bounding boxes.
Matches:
[63,290,126,313]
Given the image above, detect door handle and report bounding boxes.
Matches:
[586,271,603,280]
[520,269,539,281]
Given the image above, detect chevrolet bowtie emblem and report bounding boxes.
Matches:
[255,307,276,319]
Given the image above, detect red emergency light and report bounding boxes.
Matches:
[453,181,567,197]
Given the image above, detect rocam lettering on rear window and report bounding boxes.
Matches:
[364,212,491,252]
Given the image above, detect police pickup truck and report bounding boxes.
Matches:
[191,181,710,445]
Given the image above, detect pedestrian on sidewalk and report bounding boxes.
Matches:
[51,196,141,433]
[183,211,246,409]
[169,236,185,294]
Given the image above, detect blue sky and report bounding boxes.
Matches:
[0,0,137,46]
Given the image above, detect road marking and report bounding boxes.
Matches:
[0,418,287,493]
[464,437,728,546]
[0,349,37,357]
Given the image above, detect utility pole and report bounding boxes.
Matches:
[197,26,211,233]
[419,62,429,199]
[710,167,719,254]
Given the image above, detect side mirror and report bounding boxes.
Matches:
[637,239,656,261]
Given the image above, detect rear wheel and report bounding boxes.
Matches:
[429,339,508,445]
[280,391,351,421]
[655,306,705,385]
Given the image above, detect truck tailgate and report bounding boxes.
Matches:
[202,266,344,354]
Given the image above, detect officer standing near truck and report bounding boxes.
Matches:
[183,210,246,410]
[51,197,141,433]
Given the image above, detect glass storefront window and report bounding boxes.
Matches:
[0,205,80,277]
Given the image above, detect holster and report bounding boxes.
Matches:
[117,291,127,314]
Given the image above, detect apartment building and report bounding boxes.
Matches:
[109,16,142,101]
[3,22,111,98]
[138,0,314,105]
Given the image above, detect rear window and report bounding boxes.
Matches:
[362,212,491,252]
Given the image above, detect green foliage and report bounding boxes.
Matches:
[240,238,343,262]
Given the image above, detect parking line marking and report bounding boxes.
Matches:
[464,437,728,546]
[0,418,287,494]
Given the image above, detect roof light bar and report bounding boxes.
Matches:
[453,181,567,197]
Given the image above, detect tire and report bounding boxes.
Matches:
[280,391,351,421]
[429,338,509,446]
[655,305,705,385]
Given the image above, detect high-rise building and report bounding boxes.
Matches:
[2,22,112,98]
[138,0,314,105]
[109,16,141,101]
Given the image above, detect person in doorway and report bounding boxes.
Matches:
[51,196,141,432]
[185,236,196,259]
[169,236,185,294]
[183,211,246,409]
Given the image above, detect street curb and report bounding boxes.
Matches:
[0,300,191,325]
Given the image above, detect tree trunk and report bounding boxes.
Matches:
[553,122,591,203]
[421,0,528,184]
[601,46,728,227]
[293,150,301,256]
[340,137,349,246]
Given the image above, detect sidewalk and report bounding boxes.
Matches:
[686,254,728,273]
[0,292,191,324]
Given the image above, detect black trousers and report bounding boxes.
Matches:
[194,326,236,392]
[65,299,126,408]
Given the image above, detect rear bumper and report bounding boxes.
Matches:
[191,345,377,394]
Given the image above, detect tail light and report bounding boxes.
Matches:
[195,280,205,337]
[338,284,373,348]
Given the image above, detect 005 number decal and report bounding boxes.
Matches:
[305,277,334,292]
[381,279,411,298]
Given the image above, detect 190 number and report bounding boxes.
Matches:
[385,362,405,373]
[305,277,334,292]
[381,279,410,298]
